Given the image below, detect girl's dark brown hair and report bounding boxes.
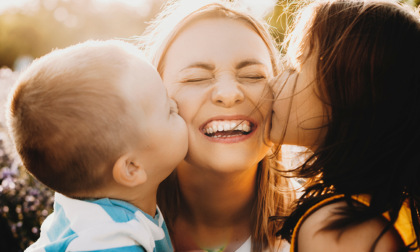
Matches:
[277,0,420,250]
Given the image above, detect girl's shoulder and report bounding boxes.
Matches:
[296,200,404,252]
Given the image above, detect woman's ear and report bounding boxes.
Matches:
[112,153,147,187]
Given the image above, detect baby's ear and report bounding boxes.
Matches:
[112,153,147,187]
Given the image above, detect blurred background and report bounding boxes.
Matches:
[0,0,304,70]
[0,0,419,251]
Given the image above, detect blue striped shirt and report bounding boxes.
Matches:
[25,193,173,252]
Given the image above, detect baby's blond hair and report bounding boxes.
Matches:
[7,40,143,196]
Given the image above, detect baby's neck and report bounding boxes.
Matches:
[72,182,159,217]
[113,183,159,217]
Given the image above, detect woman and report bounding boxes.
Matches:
[140,0,295,251]
[271,0,420,251]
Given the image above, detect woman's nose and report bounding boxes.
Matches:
[211,80,245,107]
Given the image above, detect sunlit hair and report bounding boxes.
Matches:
[140,0,294,250]
[276,0,420,250]
[6,40,142,196]
[140,0,281,76]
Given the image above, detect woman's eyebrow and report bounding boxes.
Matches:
[181,62,215,71]
[235,59,265,70]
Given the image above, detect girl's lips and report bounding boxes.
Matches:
[199,116,258,144]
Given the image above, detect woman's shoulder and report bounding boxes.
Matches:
[297,200,404,252]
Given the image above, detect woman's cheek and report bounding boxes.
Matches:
[170,86,202,122]
[247,83,272,118]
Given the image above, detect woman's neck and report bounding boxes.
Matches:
[171,161,258,251]
[177,161,258,225]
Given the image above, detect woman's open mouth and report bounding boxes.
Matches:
[200,119,256,143]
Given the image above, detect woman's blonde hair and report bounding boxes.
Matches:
[140,0,294,250]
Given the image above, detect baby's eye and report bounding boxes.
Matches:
[169,99,178,114]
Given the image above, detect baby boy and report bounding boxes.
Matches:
[7,40,188,252]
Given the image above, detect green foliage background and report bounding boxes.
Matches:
[1,0,418,69]
[0,0,163,69]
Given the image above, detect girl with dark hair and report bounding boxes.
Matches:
[270,0,420,251]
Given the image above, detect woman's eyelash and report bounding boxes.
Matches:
[243,75,265,79]
[183,78,211,83]
[239,75,267,80]
[181,75,266,83]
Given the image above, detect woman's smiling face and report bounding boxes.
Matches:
[161,17,274,172]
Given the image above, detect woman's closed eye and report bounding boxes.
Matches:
[179,67,214,84]
[182,76,213,83]
[240,74,266,80]
[237,64,268,83]
[238,73,267,83]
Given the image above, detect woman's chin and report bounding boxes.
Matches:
[185,144,268,174]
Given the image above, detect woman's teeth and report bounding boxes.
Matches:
[203,120,252,137]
